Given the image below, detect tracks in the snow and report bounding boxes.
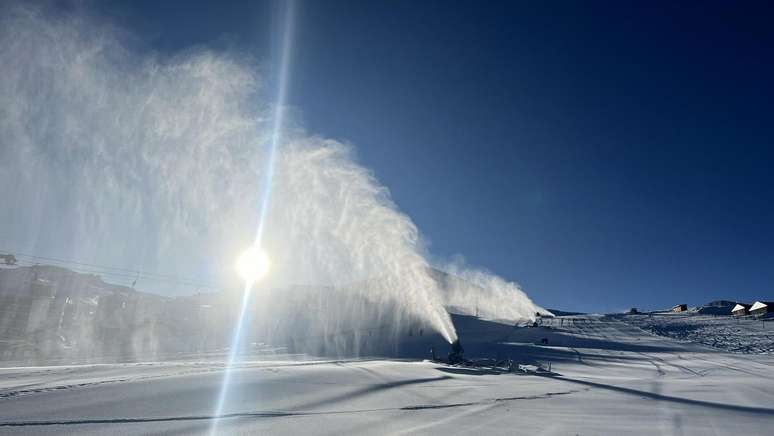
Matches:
[0,389,584,427]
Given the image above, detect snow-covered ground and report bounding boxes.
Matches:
[2,315,774,435]
[619,313,774,354]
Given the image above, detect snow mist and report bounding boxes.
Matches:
[0,4,545,361]
[0,4,456,353]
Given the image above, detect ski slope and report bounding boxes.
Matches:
[620,312,774,354]
[1,315,773,435]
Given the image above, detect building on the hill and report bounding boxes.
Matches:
[671,304,688,313]
[698,300,736,315]
[732,303,752,317]
[707,300,736,308]
[749,301,774,317]
[627,307,639,314]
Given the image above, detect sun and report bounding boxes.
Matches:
[236,245,270,286]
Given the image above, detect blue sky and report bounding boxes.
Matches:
[95,0,774,312]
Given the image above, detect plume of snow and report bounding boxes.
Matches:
[0,3,457,347]
[0,3,550,359]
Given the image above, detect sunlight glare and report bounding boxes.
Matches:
[236,246,270,286]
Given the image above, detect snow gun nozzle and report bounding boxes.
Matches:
[448,339,465,365]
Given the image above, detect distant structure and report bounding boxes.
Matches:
[749,301,773,317]
[698,300,736,315]
[671,304,688,313]
[0,254,16,266]
[707,300,736,308]
[628,308,639,314]
[732,303,751,317]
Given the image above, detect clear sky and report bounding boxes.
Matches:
[93,0,774,313]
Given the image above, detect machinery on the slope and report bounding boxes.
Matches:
[1,253,17,266]
[447,339,465,364]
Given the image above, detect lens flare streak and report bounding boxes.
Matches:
[210,1,295,434]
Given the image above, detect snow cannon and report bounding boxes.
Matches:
[447,339,465,365]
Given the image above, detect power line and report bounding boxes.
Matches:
[0,249,221,291]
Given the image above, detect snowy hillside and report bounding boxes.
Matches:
[619,313,774,354]
[0,265,545,364]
